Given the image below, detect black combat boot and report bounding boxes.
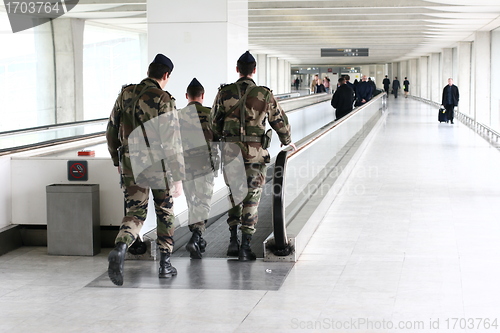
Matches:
[199,236,207,253]
[199,220,207,253]
[108,242,128,286]
[238,233,256,261]
[158,251,177,278]
[227,226,240,257]
[185,229,203,259]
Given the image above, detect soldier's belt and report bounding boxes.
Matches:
[223,135,262,143]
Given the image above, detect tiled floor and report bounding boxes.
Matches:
[1,97,500,332]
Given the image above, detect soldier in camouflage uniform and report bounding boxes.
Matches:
[106,54,185,286]
[210,51,296,261]
[179,78,219,259]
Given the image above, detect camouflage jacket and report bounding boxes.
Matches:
[106,78,185,186]
[210,77,291,164]
[178,101,219,178]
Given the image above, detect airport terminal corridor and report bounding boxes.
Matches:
[1,97,500,332]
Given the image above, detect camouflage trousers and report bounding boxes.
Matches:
[227,163,267,235]
[183,172,215,233]
[115,184,175,253]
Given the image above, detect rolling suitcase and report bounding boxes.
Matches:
[438,107,447,123]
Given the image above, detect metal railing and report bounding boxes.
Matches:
[410,96,500,146]
[455,112,500,144]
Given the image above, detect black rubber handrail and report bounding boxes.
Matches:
[271,92,387,255]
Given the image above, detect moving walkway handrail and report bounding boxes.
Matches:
[271,93,386,255]
[0,118,107,137]
[0,118,108,155]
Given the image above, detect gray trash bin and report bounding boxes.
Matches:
[46,184,100,256]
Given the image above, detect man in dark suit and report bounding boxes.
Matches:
[331,77,354,120]
[382,75,390,94]
[355,75,373,106]
[441,78,459,124]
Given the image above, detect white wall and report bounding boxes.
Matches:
[147,0,248,105]
[0,156,11,230]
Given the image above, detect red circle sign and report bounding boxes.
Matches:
[70,163,86,179]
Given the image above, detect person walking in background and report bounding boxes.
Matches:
[331,77,354,120]
[316,79,326,93]
[382,75,390,95]
[344,74,356,101]
[403,77,410,98]
[355,75,373,106]
[392,76,401,98]
[323,76,331,94]
[368,77,376,95]
[310,74,318,94]
[441,78,459,124]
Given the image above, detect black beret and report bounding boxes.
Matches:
[188,78,203,89]
[238,51,255,63]
[152,54,174,71]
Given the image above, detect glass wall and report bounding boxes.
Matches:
[0,12,55,132]
[83,24,143,120]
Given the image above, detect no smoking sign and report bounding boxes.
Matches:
[67,160,88,181]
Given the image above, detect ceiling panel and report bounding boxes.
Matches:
[4,0,498,66]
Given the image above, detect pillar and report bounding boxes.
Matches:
[276,59,285,94]
[442,48,453,87]
[409,59,418,96]
[268,57,278,93]
[399,61,408,82]
[457,42,472,116]
[52,18,84,123]
[430,53,440,103]
[491,28,500,131]
[139,33,148,80]
[287,61,292,93]
[375,64,385,89]
[147,0,248,104]
[419,56,429,100]
[387,63,393,85]
[34,23,55,125]
[474,32,491,124]
[255,53,267,87]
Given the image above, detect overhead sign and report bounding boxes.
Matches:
[321,48,369,57]
[68,161,88,181]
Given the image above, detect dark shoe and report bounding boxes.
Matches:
[108,242,127,286]
[199,237,207,253]
[200,220,208,253]
[227,226,240,257]
[128,238,147,255]
[185,229,203,259]
[238,233,256,261]
[159,251,177,278]
[451,121,454,124]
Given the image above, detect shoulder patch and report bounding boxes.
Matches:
[164,90,175,101]
[120,83,135,93]
[218,83,230,91]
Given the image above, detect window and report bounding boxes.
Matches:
[83,24,144,120]
[0,12,54,132]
